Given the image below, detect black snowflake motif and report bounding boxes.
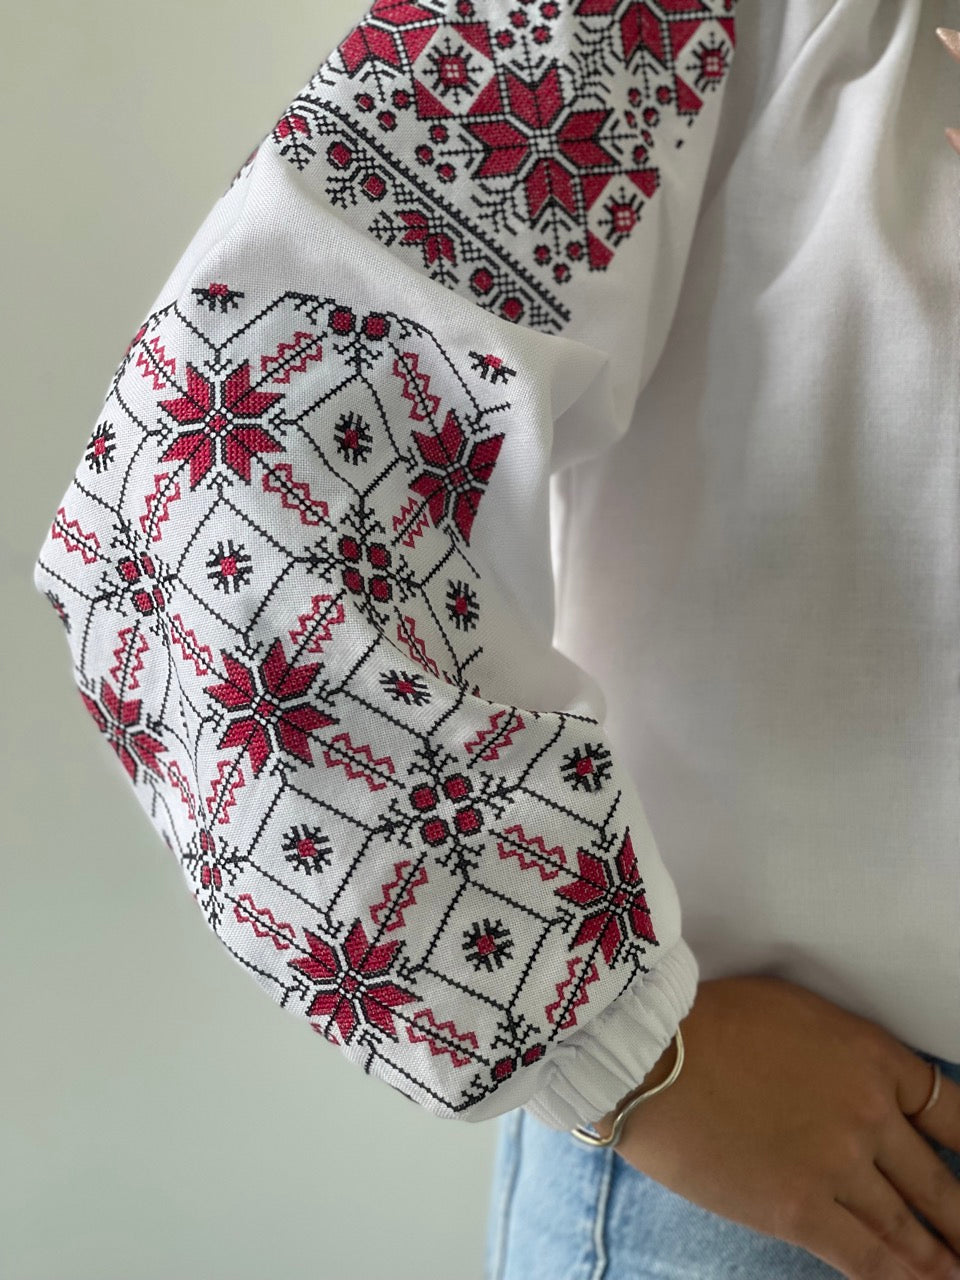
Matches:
[463,917,514,974]
[446,579,479,630]
[85,423,116,474]
[193,282,245,313]
[44,591,70,632]
[334,410,373,464]
[468,351,517,385]
[424,35,486,105]
[380,669,431,707]
[560,742,613,794]
[599,189,644,247]
[281,824,333,875]
[206,540,253,594]
[690,35,733,95]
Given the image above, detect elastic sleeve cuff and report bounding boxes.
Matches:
[520,935,699,1133]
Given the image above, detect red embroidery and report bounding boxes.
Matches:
[271,0,736,329]
[36,2,739,1121]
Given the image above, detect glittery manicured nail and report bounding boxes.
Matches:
[936,26,960,59]
[946,126,960,156]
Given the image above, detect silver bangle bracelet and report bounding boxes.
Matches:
[569,1023,685,1149]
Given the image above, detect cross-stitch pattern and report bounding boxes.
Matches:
[35,0,736,1124]
[270,0,737,330]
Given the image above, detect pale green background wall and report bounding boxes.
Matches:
[0,5,497,1277]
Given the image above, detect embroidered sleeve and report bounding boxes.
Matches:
[34,0,738,1130]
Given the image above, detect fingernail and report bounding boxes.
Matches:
[936,26,960,59]
[946,126,960,156]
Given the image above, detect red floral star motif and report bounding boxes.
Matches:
[205,638,335,776]
[289,918,419,1042]
[465,64,618,223]
[80,677,166,783]
[159,361,284,489]
[554,828,658,967]
[409,407,504,543]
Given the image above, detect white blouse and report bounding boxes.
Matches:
[32,0,960,1133]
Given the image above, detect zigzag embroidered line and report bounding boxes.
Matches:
[496,823,568,881]
[262,462,329,526]
[138,472,182,543]
[135,335,177,390]
[51,507,101,564]
[166,760,197,822]
[406,1008,480,1067]
[321,731,396,792]
[287,593,347,654]
[109,625,149,692]
[395,614,440,678]
[370,859,429,930]
[392,350,440,423]
[168,614,215,677]
[259,331,323,384]
[392,495,432,547]
[233,892,296,950]
[545,955,600,1030]
[463,707,525,761]
[205,758,246,825]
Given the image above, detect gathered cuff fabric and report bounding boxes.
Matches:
[520,936,699,1133]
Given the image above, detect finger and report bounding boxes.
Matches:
[935,28,960,63]
[874,1117,960,1262]
[795,1199,921,1280]
[835,1155,960,1280]
[935,27,960,156]
[889,1046,960,1159]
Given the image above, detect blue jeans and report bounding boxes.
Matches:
[483,1045,960,1280]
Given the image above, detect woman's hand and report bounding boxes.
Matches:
[604,974,960,1280]
[936,27,960,152]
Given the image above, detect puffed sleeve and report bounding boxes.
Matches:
[33,0,739,1130]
